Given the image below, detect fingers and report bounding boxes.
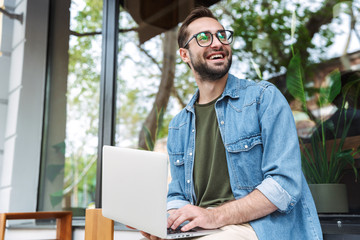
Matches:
[140,231,150,239]
[172,213,190,230]
[181,219,198,232]
[167,205,197,230]
[168,205,219,231]
[167,208,183,229]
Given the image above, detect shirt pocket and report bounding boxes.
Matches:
[169,152,184,169]
[225,134,264,190]
[226,134,262,153]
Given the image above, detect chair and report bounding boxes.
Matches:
[84,208,114,240]
[0,211,72,240]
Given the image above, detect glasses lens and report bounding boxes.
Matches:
[217,30,233,44]
[196,32,212,46]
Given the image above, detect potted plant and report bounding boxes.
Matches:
[286,55,360,212]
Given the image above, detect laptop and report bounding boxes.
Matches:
[102,146,221,239]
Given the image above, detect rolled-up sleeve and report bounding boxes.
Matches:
[255,83,302,213]
[167,199,190,211]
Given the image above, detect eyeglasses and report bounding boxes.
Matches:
[183,30,234,48]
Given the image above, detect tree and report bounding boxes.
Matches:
[216,0,359,97]
[137,28,178,150]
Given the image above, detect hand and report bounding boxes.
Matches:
[140,231,166,240]
[167,205,220,232]
[133,210,178,240]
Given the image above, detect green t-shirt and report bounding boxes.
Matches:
[193,97,235,208]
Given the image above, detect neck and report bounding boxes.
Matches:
[195,73,228,104]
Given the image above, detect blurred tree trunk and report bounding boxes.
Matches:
[138,27,178,150]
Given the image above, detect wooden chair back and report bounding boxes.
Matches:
[0,211,72,240]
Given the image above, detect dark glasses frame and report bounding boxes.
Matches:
[183,30,234,48]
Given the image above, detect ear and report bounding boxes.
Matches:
[179,48,190,64]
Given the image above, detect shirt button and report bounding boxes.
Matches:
[176,160,180,163]
[189,152,192,156]
[244,145,248,149]
[187,180,191,183]
[220,121,224,125]
[192,129,195,133]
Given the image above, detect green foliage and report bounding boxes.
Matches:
[286,52,306,107]
[144,107,165,151]
[286,39,359,184]
[318,70,342,106]
[215,0,346,80]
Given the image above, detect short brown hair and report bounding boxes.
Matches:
[178,7,218,48]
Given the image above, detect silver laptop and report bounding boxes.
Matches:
[102,146,221,239]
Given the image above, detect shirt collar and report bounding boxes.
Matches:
[186,74,243,111]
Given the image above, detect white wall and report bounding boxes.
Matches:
[0,0,13,191]
[0,0,49,214]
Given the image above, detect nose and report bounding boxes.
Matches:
[210,34,222,49]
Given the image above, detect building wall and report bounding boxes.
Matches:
[0,0,13,194]
[0,0,49,214]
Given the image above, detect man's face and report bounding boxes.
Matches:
[183,17,232,81]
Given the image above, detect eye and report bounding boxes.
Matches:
[197,32,209,42]
[217,31,226,40]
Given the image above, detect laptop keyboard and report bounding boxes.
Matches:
[167,227,196,234]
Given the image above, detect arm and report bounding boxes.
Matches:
[168,189,277,231]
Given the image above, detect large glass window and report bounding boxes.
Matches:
[115,0,360,215]
[38,0,102,215]
[38,0,360,217]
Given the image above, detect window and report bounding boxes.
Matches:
[37,0,360,218]
[38,0,103,215]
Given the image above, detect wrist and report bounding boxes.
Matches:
[209,206,227,227]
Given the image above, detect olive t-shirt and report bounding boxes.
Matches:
[193,98,235,208]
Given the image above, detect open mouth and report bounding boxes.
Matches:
[209,54,224,60]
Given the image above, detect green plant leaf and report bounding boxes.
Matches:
[156,107,165,139]
[286,52,306,106]
[328,69,342,103]
[318,70,341,107]
[143,126,154,151]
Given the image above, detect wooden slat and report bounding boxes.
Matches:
[85,209,114,240]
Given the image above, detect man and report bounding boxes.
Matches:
[141,6,322,240]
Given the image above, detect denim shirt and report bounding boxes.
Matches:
[166,74,323,239]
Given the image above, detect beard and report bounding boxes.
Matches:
[189,47,232,82]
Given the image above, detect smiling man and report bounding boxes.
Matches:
[141,7,322,240]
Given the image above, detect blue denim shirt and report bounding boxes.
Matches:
[166,74,323,239]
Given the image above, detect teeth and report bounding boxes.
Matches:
[210,54,223,60]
